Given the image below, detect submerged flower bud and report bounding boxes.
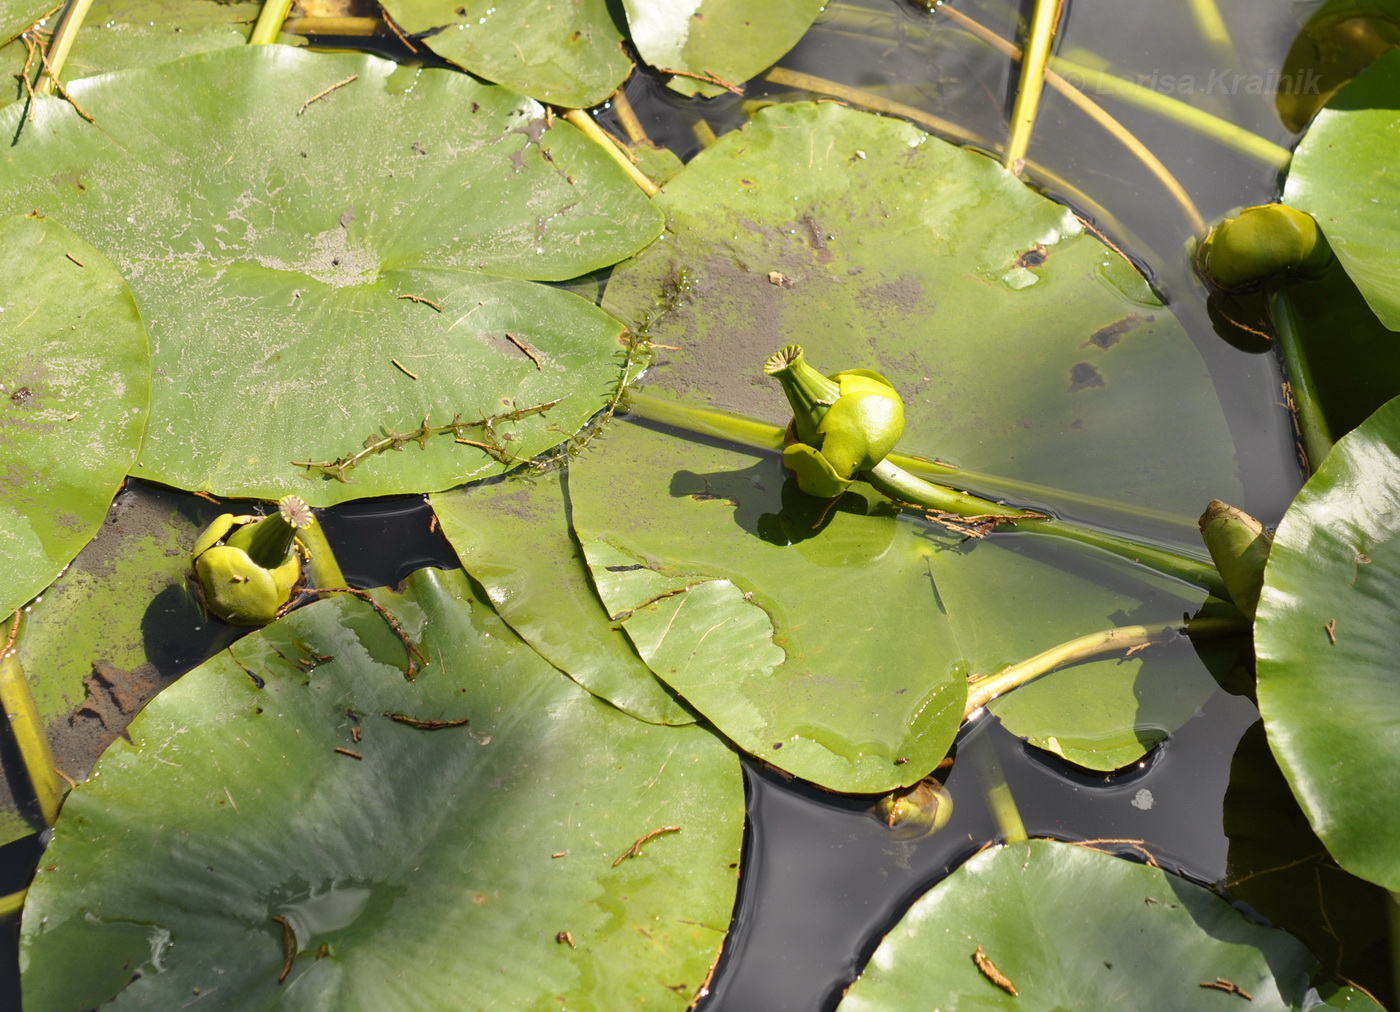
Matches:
[764,345,906,498]
[874,779,953,840]
[191,495,312,626]
[1197,203,1333,290]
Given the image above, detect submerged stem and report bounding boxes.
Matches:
[964,615,1248,717]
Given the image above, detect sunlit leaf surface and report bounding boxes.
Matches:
[839,839,1362,1012]
[0,214,148,618]
[1285,48,1400,330]
[431,472,694,725]
[379,0,632,108]
[597,103,1237,777]
[21,568,742,1010]
[1256,395,1400,891]
[0,47,662,504]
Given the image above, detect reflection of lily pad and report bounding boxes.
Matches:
[839,839,1371,1011]
[0,47,662,504]
[1285,49,1400,331]
[21,568,742,1010]
[603,102,1242,524]
[0,214,148,618]
[1256,395,1400,891]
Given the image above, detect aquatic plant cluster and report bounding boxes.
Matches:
[1,0,1399,1007]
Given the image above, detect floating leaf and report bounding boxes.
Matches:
[568,419,1215,788]
[0,47,663,504]
[603,102,1242,527]
[0,214,148,618]
[21,567,742,1010]
[431,472,693,725]
[1285,49,1400,331]
[1255,394,1400,890]
[621,0,826,97]
[839,839,1365,1011]
[379,0,632,108]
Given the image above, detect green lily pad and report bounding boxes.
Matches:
[0,213,148,619]
[379,0,632,108]
[567,419,1217,788]
[621,0,826,97]
[431,472,693,725]
[1255,394,1400,891]
[569,420,964,794]
[602,102,1243,525]
[1285,49,1400,331]
[838,839,1364,1011]
[0,46,663,504]
[21,567,742,1010]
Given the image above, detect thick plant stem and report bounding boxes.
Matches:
[36,0,92,94]
[249,0,294,45]
[561,109,659,197]
[865,460,1227,597]
[623,392,1225,595]
[1268,281,1333,473]
[0,629,64,828]
[0,889,25,921]
[964,616,1248,717]
[296,515,347,591]
[1003,0,1059,172]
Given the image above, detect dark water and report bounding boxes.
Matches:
[1,0,1334,1007]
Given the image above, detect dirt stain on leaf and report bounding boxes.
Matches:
[1082,312,1152,350]
[1067,362,1104,392]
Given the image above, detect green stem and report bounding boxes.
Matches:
[249,0,294,45]
[1046,57,1290,169]
[1268,280,1333,474]
[1003,0,1058,171]
[296,516,347,590]
[1185,0,1243,71]
[964,616,1248,717]
[866,459,1227,597]
[623,392,1226,596]
[0,641,63,827]
[36,0,92,95]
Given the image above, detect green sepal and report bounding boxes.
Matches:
[1198,499,1273,618]
[782,443,853,498]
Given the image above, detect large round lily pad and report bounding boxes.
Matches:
[838,839,1369,1011]
[21,567,742,1010]
[1255,394,1400,891]
[602,102,1243,524]
[0,214,148,618]
[1285,48,1400,331]
[0,46,663,504]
